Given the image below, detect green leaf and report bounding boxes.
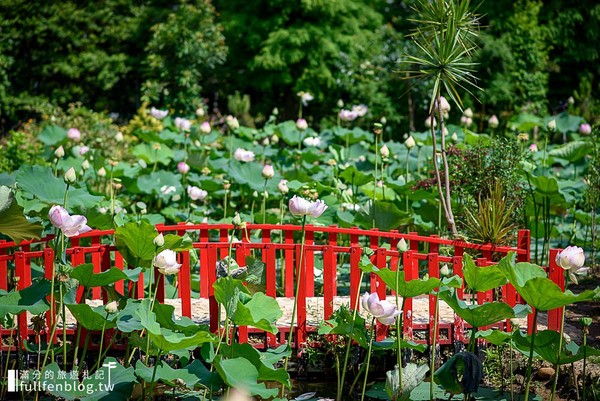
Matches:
[0,186,43,243]
[136,171,182,197]
[226,162,266,192]
[134,359,222,390]
[133,142,174,166]
[389,363,429,401]
[475,329,513,346]
[213,356,279,398]
[115,221,158,268]
[160,233,194,252]
[116,299,143,333]
[358,255,441,298]
[338,165,372,187]
[220,343,290,387]
[438,288,531,328]
[16,166,103,209]
[38,125,67,146]
[356,200,412,231]
[462,253,507,292]
[66,304,117,330]
[0,279,50,317]
[233,292,283,334]
[498,254,599,311]
[71,263,133,287]
[548,141,590,162]
[214,276,250,317]
[318,305,369,348]
[512,330,600,365]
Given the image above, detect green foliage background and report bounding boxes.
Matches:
[0,0,599,131]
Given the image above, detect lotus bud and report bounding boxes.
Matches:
[177,162,190,174]
[529,143,538,152]
[200,121,211,134]
[253,191,259,198]
[440,264,451,276]
[154,249,182,275]
[261,137,270,146]
[153,233,165,247]
[463,108,473,118]
[425,116,436,128]
[104,301,118,314]
[67,128,81,141]
[397,238,408,252]
[97,167,107,177]
[54,146,65,158]
[226,115,240,130]
[115,132,124,142]
[579,123,591,135]
[64,167,77,184]
[272,107,279,116]
[404,136,416,150]
[380,116,387,125]
[232,212,243,227]
[278,179,289,194]
[548,119,556,131]
[380,144,390,158]
[337,99,344,108]
[451,132,458,142]
[262,164,275,179]
[81,159,90,170]
[568,96,575,105]
[196,107,205,117]
[271,134,279,144]
[296,118,308,131]
[488,115,499,128]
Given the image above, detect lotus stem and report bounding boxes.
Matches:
[95,313,109,372]
[430,289,440,401]
[337,270,365,401]
[550,306,566,401]
[281,215,307,397]
[361,317,376,401]
[372,132,379,228]
[582,325,588,401]
[405,149,410,212]
[523,309,539,401]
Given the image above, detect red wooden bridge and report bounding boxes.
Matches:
[0,224,565,351]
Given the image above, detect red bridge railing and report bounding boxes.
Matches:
[0,225,565,351]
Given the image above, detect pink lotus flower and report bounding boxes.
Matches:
[296,118,308,131]
[174,117,192,131]
[200,121,211,134]
[351,104,368,117]
[262,164,275,179]
[556,246,588,284]
[488,115,499,128]
[361,292,401,325]
[177,162,190,174]
[154,249,182,275]
[233,148,255,162]
[187,185,207,201]
[278,179,289,194]
[529,143,538,152]
[339,109,358,122]
[48,205,92,237]
[289,195,328,218]
[79,145,90,156]
[579,123,591,135]
[150,107,168,120]
[67,128,81,141]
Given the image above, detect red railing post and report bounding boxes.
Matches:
[328,227,338,297]
[349,228,362,312]
[199,226,209,298]
[285,229,295,297]
[323,245,335,320]
[263,239,276,347]
[177,223,192,318]
[402,250,415,339]
[44,248,56,344]
[15,252,29,345]
[296,243,307,347]
[547,249,564,331]
[305,226,315,297]
[375,247,388,341]
[428,253,440,345]
[91,235,101,299]
[208,244,219,333]
[0,240,7,291]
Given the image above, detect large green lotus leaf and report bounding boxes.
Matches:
[38,125,67,146]
[508,113,542,132]
[276,120,307,146]
[554,112,583,134]
[356,200,411,231]
[137,300,216,352]
[213,276,250,317]
[0,185,43,243]
[213,356,279,398]
[0,279,51,317]
[512,329,600,365]
[497,256,547,288]
[16,166,103,209]
[114,220,158,268]
[41,357,135,401]
[71,263,134,287]
[234,292,282,334]
[160,233,194,253]
[338,165,372,186]
[136,171,182,196]
[549,141,590,162]
[226,161,265,192]
[66,303,117,330]
[359,182,398,201]
[220,343,290,387]
[438,288,531,328]
[462,253,508,292]
[331,126,373,143]
[152,302,204,334]
[529,175,560,196]
[475,329,513,346]
[510,276,598,311]
[132,142,174,165]
[116,299,143,333]
[135,359,222,390]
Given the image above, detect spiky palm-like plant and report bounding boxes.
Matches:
[404,0,481,238]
